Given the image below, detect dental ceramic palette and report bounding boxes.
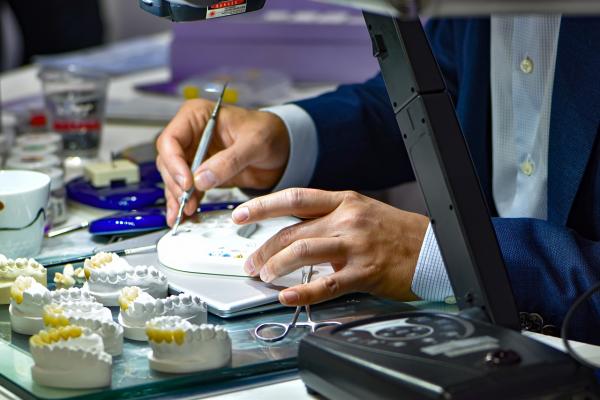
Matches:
[43,304,123,356]
[29,325,112,388]
[0,255,46,304]
[9,276,97,335]
[83,252,168,306]
[146,316,232,374]
[117,286,207,341]
[157,210,299,276]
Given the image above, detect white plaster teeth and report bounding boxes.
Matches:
[65,317,124,357]
[0,256,47,305]
[29,326,112,388]
[145,316,232,374]
[118,287,207,341]
[9,277,100,336]
[83,253,168,306]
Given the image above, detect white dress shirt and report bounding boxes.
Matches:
[265,15,562,301]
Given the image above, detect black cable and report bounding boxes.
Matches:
[561,280,600,369]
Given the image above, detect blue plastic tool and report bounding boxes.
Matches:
[89,208,167,235]
[66,177,164,210]
[88,202,241,236]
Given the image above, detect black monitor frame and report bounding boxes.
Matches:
[363,12,520,330]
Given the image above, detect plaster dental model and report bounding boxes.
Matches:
[146,316,232,373]
[0,255,46,304]
[118,286,207,341]
[157,210,299,277]
[9,276,96,335]
[29,325,112,388]
[43,304,123,356]
[53,263,84,289]
[83,252,168,306]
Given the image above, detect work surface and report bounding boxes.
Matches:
[2,40,600,399]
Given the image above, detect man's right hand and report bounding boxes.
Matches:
[156,99,291,226]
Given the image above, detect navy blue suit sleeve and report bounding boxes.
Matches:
[494,218,600,344]
[294,75,412,190]
[293,19,460,191]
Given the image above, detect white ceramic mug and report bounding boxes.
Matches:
[0,170,50,258]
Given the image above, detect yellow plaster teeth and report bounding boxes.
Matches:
[10,276,35,304]
[173,329,185,345]
[30,326,83,347]
[118,287,140,311]
[145,327,186,346]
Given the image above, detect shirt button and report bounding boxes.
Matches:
[520,160,535,176]
[520,57,534,74]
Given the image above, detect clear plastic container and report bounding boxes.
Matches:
[14,132,63,157]
[6,153,62,171]
[38,65,109,158]
[178,68,292,107]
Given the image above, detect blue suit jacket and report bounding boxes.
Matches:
[294,18,600,344]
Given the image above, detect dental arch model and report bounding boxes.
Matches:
[9,276,97,335]
[29,325,112,388]
[118,286,207,341]
[146,316,232,374]
[83,252,168,306]
[43,302,123,356]
[0,255,46,304]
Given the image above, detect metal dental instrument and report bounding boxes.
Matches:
[172,83,228,236]
[254,265,342,343]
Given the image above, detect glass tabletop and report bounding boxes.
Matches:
[0,265,454,400]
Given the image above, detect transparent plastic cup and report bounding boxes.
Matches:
[38,66,109,158]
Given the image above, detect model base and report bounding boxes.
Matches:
[148,353,231,374]
[9,305,43,335]
[31,365,111,389]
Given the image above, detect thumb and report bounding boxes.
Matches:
[193,138,255,191]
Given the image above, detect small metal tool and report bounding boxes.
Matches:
[172,83,228,235]
[254,265,342,343]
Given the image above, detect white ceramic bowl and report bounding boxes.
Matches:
[0,170,50,258]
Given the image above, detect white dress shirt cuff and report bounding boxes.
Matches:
[261,104,318,191]
[411,223,455,302]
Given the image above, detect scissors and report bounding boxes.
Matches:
[254,265,342,343]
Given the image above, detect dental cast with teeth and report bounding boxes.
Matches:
[146,316,232,374]
[118,286,207,341]
[83,252,168,306]
[0,255,46,304]
[9,276,97,335]
[29,325,112,388]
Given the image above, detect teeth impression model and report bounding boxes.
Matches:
[9,276,96,335]
[43,303,123,356]
[54,263,80,289]
[29,325,112,388]
[146,316,231,373]
[83,252,168,306]
[0,255,46,304]
[118,286,207,341]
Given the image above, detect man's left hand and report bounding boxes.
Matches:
[231,188,429,306]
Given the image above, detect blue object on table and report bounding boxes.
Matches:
[88,202,241,236]
[67,177,164,210]
[89,208,167,235]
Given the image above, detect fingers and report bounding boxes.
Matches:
[278,268,366,306]
[156,135,194,192]
[193,137,256,192]
[254,238,347,283]
[232,188,344,224]
[244,218,332,276]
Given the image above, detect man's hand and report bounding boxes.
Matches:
[232,188,430,306]
[156,99,290,226]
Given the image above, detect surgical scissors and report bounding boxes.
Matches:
[254,265,342,343]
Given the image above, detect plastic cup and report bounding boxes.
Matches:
[38,66,109,158]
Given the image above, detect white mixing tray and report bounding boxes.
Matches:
[157,210,300,277]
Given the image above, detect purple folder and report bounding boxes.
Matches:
[141,0,379,94]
